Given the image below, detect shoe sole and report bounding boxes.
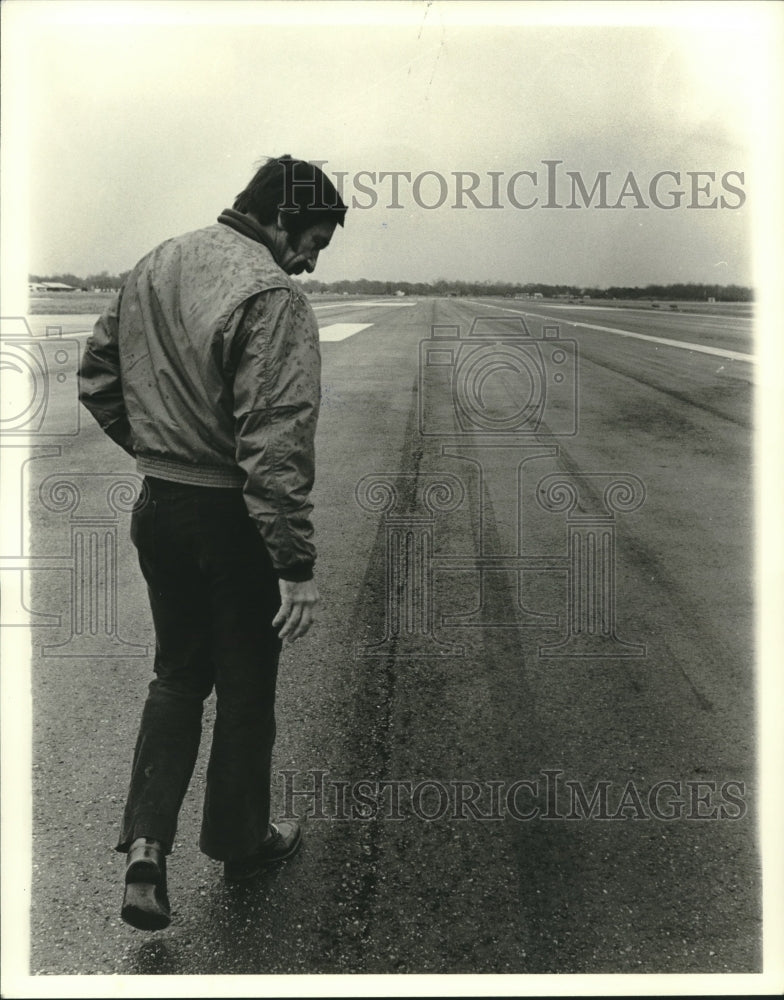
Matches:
[126,858,161,883]
[121,883,171,931]
[224,827,302,882]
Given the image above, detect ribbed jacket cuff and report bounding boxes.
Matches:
[277,562,314,583]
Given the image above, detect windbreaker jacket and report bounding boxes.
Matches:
[77,211,321,581]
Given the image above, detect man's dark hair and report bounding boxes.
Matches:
[233,155,347,236]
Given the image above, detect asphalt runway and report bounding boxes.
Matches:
[16,297,759,975]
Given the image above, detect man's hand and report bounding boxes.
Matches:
[273,578,320,642]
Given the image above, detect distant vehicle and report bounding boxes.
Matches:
[533,292,544,299]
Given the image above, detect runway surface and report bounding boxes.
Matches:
[15,297,759,975]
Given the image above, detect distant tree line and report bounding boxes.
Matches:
[595,283,753,302]
[30,270,131,290]
[300,278,753,301]
[30,272,753,301]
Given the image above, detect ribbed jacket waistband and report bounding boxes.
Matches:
[136,454,246,488]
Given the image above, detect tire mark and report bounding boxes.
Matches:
[576,344,752,430]
[326,302,438,969]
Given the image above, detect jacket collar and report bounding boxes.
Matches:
[217,208,281,263]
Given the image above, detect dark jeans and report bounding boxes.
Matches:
[117,477,282,862]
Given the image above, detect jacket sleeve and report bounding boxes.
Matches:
[229,289,321,582]
[77,289,135,456]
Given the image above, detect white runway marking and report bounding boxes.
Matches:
[461,300,755,363]
[318,323,373,342]
[60,320,376,344]
[535,303,754,324]
[312,300,417,310]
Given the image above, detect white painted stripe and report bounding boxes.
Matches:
[70,321,376,344]
[530,302,754,324]
[318,323,373,342]
[461,299,755,363]
[348,300,417,307]
[312,300,417,310]
[566,320,755,362]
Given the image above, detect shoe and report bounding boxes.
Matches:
[223,820,302,882]
[121,838,171,931]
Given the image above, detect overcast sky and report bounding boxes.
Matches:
[5,1,780,289]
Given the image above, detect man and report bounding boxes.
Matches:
[78,155,347,931]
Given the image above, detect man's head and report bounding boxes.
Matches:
[233,155,347,275]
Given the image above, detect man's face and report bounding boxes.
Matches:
[278,219,337,275]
